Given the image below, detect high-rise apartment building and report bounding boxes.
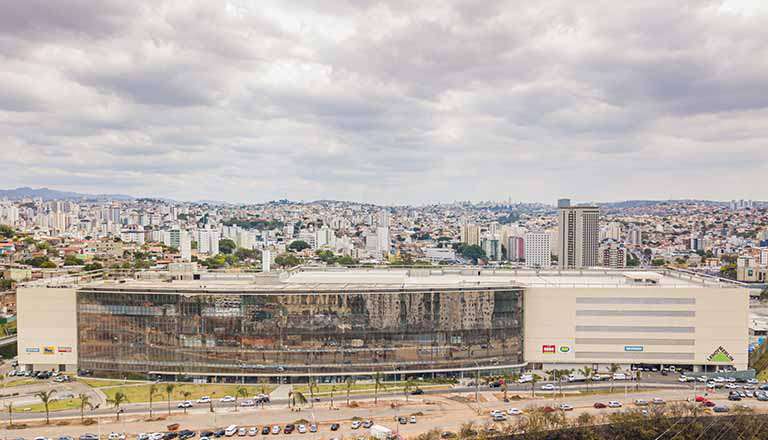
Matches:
[460,224,480,246]
[507,236,525,261]
[524,231,551,268]
[628,227,642,246]
[557,204,599,269]
[170,229,191,261]
[197,229,220,255]
[599,240,627,268]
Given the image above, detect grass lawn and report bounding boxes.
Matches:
[20,398,81,413]
[293,382,449,395]
[3,378,40,387]
[102,383,276,404]
[77,377,139,388]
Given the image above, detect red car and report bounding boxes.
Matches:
[593,402,607,409]
[695,396,707,402]
[542,406,556,413]
[701,400,716,407]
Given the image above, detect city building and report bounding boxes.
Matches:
[557,205,600,269]
[507,236,525,262]
[16,267,747,379]
[460,223,480,246]
[599,239,628,268]
[169,229,191,261]
[524,232,551,268]
[197,229,220,255]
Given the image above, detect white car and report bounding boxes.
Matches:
[608,401,622,408]
[698,376,708,382]
[108,433,126,440]
[197,396,212,404]
[309,425,317,433]
[150,434,165,440]
[137,434,150,440]
[248,427,258,436]
[652,398,666,405]
[410,416,417,423]
[225,425,238,437]
[490,409,503,417]
[559,403,573,411]
[507,408,522,415]
[220,395,236,403]
[271,426,280,435]
[177,400,193,408]
[678,376,689,383]
[238,428,247,436]
[351,421,361,429]
[297,425,307,434]
[240,399,255,407]
[541,384,556,391]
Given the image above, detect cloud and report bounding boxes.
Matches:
[1,0,767,204]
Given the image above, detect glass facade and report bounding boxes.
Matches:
[77,287,523,377]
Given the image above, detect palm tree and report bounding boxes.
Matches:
[579,367,594,393]
[6,402,13,427]
[36,389,57,424]
[530,373,542,398]
[148,383,159,418]
[403,378,416,402]
[329,384,336,409]
[635,370,642,392]
[345,376,356,406]
[608,364,620,393]
[288,390,308,411]
[374,371,386,404]
[235,385,248,412]
[558,369,573,398]
[307,377,319,408]
[107,391,128,421]
[180,390,192,414]
[164,383,176,415]
[77,393,94,423]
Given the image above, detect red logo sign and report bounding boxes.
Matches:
[542,345,556,353]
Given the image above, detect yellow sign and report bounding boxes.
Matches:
[43,346,55,354]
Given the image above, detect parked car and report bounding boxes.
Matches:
[714,405,730,413]
[652,398,666,405]
[247,427,257,436]
[702,400,716,407]
[270,426,280,435]
[608,401,622,408]
[237,428,247,437]
[362,420,373,429]
[728,394,742,401]
[297,425,307,434]
[634,399,649,406]
[261,427,270,435]
[178,430,195,440]
[309,424,317,433]
[330,424,340,431]
[351,421,361,429]
[220,396,236,403]
[410,416,417,424]
[224,425,238,437]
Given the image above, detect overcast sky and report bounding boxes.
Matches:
[1,0,767,205]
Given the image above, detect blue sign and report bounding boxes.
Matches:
[624,346,644,352]
[25,347,39,353]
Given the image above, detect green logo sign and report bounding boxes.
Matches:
[559,346,570,353]
[707,346,734,363]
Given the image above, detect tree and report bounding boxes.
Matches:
[288,240,310,252]
[720,263,737,280]
[307,378,319,408]
[63,255,81,266]
[579,366,594,393]
[148,383,159,418]
[83,262,103,272]
[164,383,176,415]
[374,371,386,404]
[275,253,301,268]
[36,390,57,424]
[530,374,542,398]
[235,385,248,411]
[761,286,768,302]
[0,225,14,239]
[107,391,128,420]
[234,247,259,261]
[5,402,13,427]
[288,390,308,411]
[329,384,336,409]
[180,390,192,414]
[459,245,486,264]
[336,255,358,266]
[77,393,94,423]
[345,377,356,406]
[219,239,237,255]
[608,364,621,393]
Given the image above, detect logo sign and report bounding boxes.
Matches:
[559,346,571,353]
[624,346,644,352]
[25,347,40,353]
[708,346,734,363]
[542,345,556,354]
[58,346,72,353]
[43,346,55,355]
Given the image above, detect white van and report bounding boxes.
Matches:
[613,373,626,381]
[225,425,238,437]
[518,374,533,383]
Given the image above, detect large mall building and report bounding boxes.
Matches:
[16,267,749,381]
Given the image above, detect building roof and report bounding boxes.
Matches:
[27,267,740,293]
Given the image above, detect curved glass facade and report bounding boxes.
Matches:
[77,287,523,377]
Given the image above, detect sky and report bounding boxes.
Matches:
[1,0,767,205]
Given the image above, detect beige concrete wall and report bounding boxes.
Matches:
[17,286,78,369]
[524,287,749,370]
